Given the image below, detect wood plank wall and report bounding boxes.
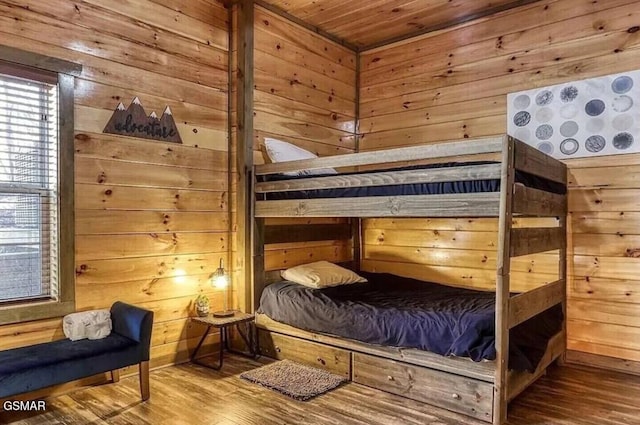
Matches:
[0,0,230,394]
[243,6,357,277]
[359,0,640,363]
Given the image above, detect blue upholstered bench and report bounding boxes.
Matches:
[0,302,153,400]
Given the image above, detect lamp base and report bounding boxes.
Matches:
[212,310,235,318]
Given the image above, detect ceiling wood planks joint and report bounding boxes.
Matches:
[256,0,542,51]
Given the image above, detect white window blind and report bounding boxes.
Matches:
[0,69,58,303]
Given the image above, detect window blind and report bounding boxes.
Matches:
[0,69,58,303]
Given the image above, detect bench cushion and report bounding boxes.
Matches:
[0,336,141,398]
[0,334,136,375]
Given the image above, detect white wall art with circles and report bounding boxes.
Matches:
[507,70,639,159]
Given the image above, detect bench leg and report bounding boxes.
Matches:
[111,369,120,383]
[139,361,150,401]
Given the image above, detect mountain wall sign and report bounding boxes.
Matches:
[103,97,182,143]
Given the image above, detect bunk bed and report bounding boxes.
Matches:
[249,135,568,425]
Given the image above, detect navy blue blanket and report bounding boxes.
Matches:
[258,272,563,372]
[263,161,566,200]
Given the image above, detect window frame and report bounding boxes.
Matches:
[0,46,80,325]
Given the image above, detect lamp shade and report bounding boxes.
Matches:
[212,258,233,318]
[212,258,228,289]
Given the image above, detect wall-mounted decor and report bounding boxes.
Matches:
[507,70,639,159]
[103,97,182,143]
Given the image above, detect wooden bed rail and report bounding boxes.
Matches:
[508,279,565,328]
[512,139,567,185]
[256,163,502,193]
[255,137,504,175]
[256,192,501,217]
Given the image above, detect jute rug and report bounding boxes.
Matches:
[240,359,347,400]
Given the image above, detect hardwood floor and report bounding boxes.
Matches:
[2,356,639,425]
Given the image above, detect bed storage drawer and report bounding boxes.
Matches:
[258,330,351,378]
[352,353,493,422]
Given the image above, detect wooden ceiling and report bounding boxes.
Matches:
[257,0,538,49]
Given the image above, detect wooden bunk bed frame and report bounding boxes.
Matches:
[249,135,568,424]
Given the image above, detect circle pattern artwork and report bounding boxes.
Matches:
[508,71,638,159]
[560,121,579,137]
[560,104,578,119]
[535,90,553,106]
[612,76,633,94]
[535,107,554,123]
[537,142,553,154]
[560,138,579,155]
[613,132,634,150]
[586,80,605,96]
[513,94,531,109]
[612,114,634,132]
[513,111,531,127]
[586,118,605,133]
[560,86,579,103]
[612,95,633,113]
[585,99,606,116]
[585,135,606,153]
[536,124,553,140]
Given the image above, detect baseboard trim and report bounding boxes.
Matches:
[566,350,640,376]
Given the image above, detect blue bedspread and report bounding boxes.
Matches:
[263,161,566,200]
[258,272,563,372]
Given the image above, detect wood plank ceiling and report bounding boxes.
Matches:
[257,0,539,49]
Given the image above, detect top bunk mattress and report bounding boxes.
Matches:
[258,272,563,372]
[261,161,566,200]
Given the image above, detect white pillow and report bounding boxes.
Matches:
[281,261,367,288]
[264,138,337,176]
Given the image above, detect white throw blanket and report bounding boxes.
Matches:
[63,310,112,341]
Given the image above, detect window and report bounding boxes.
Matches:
[0,48,79,324]
[0,69,58,304]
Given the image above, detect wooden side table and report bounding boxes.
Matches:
[190,312,256,370]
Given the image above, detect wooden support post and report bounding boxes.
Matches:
[557,214,568,365]
[494,135,515,425]
[111,369,120,383]
[253,217,265,312]
[352,50,361,271]
[139,361,150,401]
[236,0,255,313]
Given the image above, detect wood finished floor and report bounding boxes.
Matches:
[2,356,639,425]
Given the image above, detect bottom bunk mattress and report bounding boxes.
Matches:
[258,272,563,372]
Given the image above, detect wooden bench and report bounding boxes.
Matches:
[0,302,153,401]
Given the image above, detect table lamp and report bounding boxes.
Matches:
[212,258,233,318]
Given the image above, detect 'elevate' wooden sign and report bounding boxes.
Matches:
[103,97,182,143]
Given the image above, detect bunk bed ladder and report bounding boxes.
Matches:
[494,135,515,425]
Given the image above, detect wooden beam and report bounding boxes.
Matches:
[360,0,543,52]
[264,224,352,244]
[512,185,567,217]
[236,0,255,313]
[256,137,504,175]
[509,279,564,328]
[558,214,567,364]
[227,3,235,320]
[0,45,82,76]
[494,135,515,425]
[256,164,501,193]
[509,227,563,257]
[513,138,567,185]
[352,51,361,271]
[253,1,358,52]
[256,192,501,218]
